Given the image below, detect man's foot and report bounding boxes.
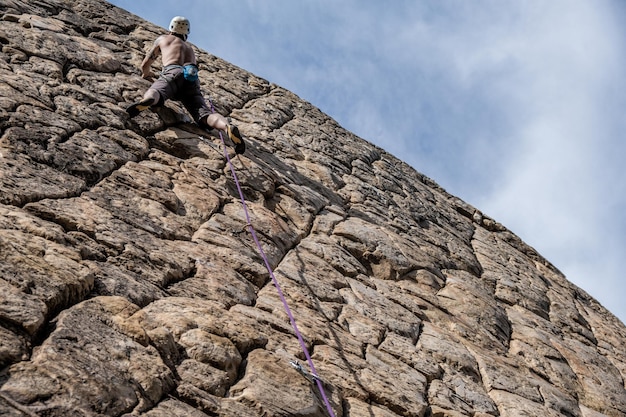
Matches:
[125,97,153,118]
[227,124,245,154]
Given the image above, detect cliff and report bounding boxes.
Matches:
[1,1,625,416]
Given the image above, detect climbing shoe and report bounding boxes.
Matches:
[227,124,245,154]
[125,97,153,118]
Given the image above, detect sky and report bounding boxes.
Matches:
[108,0,626,325]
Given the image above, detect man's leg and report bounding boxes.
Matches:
[204,113,228,131]
[203,114,245,154]
[184,84,246,154]
[126,88,160,118]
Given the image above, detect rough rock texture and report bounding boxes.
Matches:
[1,1,625,416]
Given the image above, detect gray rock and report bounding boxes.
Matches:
[0,1,625,416]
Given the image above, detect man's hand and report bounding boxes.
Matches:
[141,71,156,81]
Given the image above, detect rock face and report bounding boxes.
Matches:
[1,1,625,416]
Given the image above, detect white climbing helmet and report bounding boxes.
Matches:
[169,16,190,36]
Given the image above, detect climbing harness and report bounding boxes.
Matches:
[207,98,336,417]
[159,64,198,83]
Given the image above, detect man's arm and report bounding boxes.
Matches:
[140,36,162,80]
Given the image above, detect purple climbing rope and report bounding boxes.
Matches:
[207,99,336,417]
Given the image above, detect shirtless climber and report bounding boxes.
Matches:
[126,16,245,154]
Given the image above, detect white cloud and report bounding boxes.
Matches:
[470,1,626,322]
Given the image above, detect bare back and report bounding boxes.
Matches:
[155,34,196,66]
[140,33,197,79]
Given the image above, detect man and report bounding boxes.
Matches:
[126,16,245,154]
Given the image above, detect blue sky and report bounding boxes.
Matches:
[108,0,626,325]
